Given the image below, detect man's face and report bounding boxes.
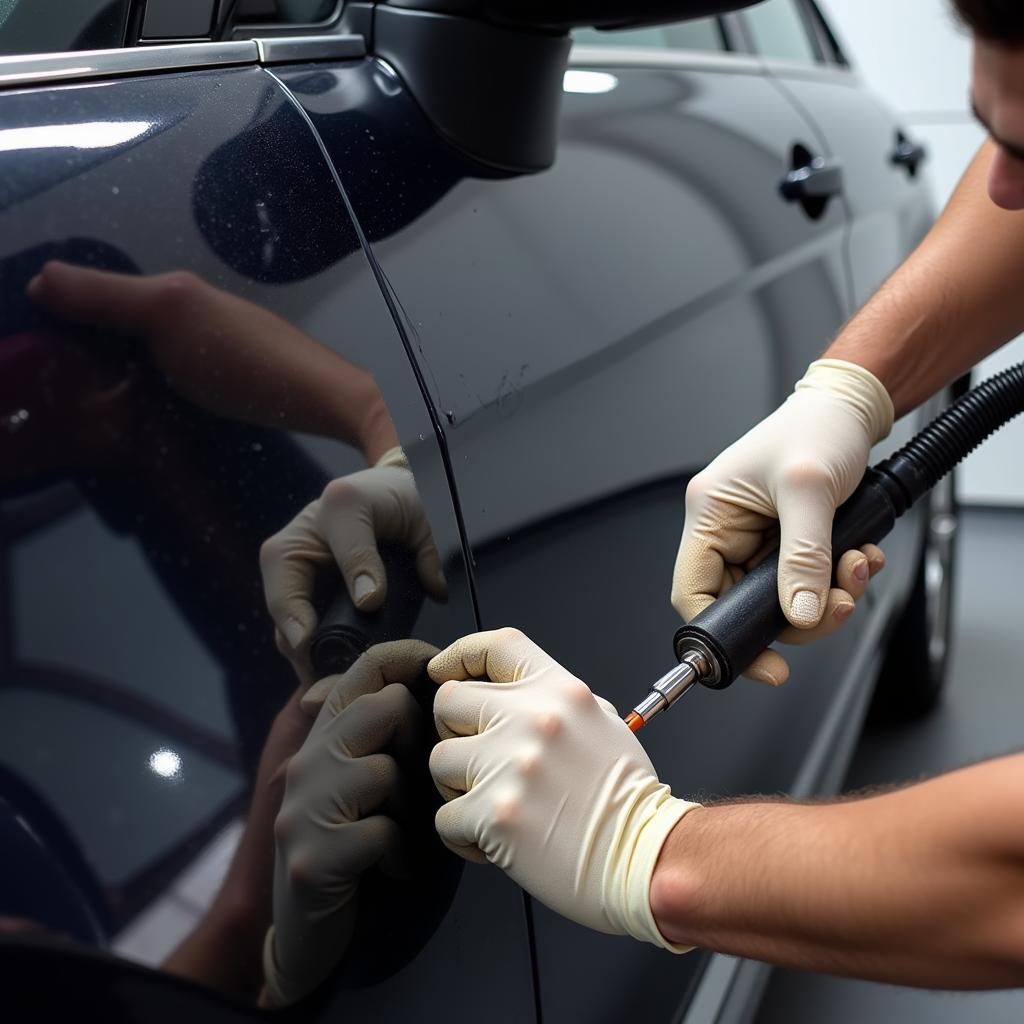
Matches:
[972,36,1024,209]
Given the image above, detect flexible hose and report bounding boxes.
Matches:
[880,361,1024,507]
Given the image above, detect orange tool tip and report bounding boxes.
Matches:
[625,712,645,733]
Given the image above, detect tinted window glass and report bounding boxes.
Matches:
[0,0,129,57]
[234,0,337,24]
[573,16,725,53]
[744,0,819,64]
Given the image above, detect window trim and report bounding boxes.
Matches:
[568,44,764,76]
[568,13,767,75]
[802,0,850,68]
[0,33,364,91]
[571,14,734,58]
[737,0,828,69]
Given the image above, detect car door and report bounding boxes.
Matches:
[739,0,939,615]
[284,12,913,1022]
[0,3,536,1021]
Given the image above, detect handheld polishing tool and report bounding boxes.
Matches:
[627,363,1024,732]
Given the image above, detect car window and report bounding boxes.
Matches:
[0,0,130,57]
[743,0,821,64]
[234,0,338,24]
[573,16,726,53]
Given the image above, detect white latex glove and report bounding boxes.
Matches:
[260,447,447,678]
[427,628,700,952]
[262,639,438,1007]
[672,359,894,685]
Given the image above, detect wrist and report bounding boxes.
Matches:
[355,385,400,465]
[648,805,709,949]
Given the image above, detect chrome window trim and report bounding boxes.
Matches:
[758,55,862,84]
[256,33,364,64]
[569,44,764,77]
[0,34,365,90]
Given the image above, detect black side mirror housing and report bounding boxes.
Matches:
[342,0,763,171]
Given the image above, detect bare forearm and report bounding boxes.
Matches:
[827,140,1024,416]
[650,755,1024,989]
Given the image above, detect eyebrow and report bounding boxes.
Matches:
[971,99,1024,162]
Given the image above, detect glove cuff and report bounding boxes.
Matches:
[798,359,895,444]
[617,790,702,953]
[375,445,410,471]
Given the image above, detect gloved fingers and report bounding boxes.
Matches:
[275,628,314,689]
[774,479,837,629]
[428,736,478,801]
[428,627,554,686]
[432,678,491,741]
[731,544,888,682]
[834,544,885,600]
[333,813,404,877]
[777,545,887,647]
[260,515,325,653]
[302,639,439,717]
[862,543,886,577]
[291,813,403,892]
[317,476,390,612]
[434,796,489,864]
[415,537,449,602]
[672,493,775,622]
[740,649,791,687]
[319,685,422,763]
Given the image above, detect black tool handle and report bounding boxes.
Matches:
[309,543,425,679]
[674,469,904,688]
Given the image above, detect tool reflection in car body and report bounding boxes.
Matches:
[629,362,1024,731]
[309,543,425,678]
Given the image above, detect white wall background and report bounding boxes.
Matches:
[819,0,1024,504]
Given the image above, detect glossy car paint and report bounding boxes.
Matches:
[0,5,936,1023]
[277,43,931,1021]
[0,60,534,1021]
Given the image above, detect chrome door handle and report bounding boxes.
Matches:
[780,157,845,201]
[891,133,927,177]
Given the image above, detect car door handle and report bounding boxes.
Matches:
[891,133,927,177]
[780,157,845,202]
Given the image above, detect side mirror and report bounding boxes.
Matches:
[397,1,763,32]
[344,0,763,171]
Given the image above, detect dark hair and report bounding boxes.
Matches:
[953,0,1024,43]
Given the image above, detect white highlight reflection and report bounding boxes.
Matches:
[0,120,151,152]
[563,70,619,94]
[149,748,183,780]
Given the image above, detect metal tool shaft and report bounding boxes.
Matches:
[625,651,710,731]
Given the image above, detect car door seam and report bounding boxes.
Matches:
[262,65,485,631]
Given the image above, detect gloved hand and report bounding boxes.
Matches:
[427,628,700,951]
[673,359,894,685]
[260,448,447,681]
[262,639,439,1007]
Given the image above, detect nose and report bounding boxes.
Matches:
[988,146,1024,210]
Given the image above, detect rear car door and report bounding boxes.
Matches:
[292,11,910,1023]
[0,3,536,1020]
[739,0,939,616]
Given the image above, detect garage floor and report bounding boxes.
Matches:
[755,507,1024,1023]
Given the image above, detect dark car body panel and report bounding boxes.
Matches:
[0,3,935,1021]
[279,49,931,1021]
[0,57,535,1021]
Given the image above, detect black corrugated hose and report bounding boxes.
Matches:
[879,361,1024,509]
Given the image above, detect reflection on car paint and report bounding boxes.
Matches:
[0,61,534,1020]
